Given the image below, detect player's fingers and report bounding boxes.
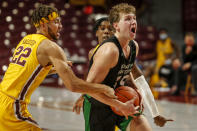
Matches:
[78,106,82,114]
[155,123,163,127]
[134,106,140,110]
[129,110,139,118]
[130,114,137,118]
[67,61,73,66]
[128,98,136,105]
[127,97,136,104]
[122,112,129,120]
[134,111,140,115]
[131,97,136,102]
[124,114,128,120]
[79,107,82,114]
[166,119,174,121]
[72,105,76,112]
[110,94,117,99]
[76,106,79,114]
[76,106,81,114]
[160,123,165,127]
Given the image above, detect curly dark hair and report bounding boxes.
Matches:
[31,4,59,27]
[93,17,109,33]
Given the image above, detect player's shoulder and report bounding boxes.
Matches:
[132,40,138,47]
[37,39,63,59]
[132,40,139,49]
[40,39,56,47]
[131,40,139,56]
[98,42,119,57]
[39,39,60,52]
[93,42,119,67]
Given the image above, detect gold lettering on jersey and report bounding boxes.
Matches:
[114,63,133,87]
[117,63,133,75]
[22,39,36,46]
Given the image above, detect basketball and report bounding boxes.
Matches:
[111,86,141,116]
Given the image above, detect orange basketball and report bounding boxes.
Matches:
[111,86,141,116]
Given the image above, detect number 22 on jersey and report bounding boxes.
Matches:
[11,46,32,66]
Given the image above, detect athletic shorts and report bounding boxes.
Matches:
[0,91,41,131]
[83,95,142,131]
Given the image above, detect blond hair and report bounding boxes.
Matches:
[109,3,136,25]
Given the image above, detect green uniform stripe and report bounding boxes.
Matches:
[119,116,133,131]
[119,110,143,131]
[83,96,91,131]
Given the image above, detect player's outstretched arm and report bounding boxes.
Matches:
[48,61,72,75]
[36,39,116,98]
[131,41,174,126]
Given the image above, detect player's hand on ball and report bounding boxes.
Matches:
[73,95,84,115]
[154,115,174,127]
[119,97,140,119]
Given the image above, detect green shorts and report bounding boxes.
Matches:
[83,95,143,131]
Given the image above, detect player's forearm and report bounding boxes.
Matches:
[70,78,107,94]
[129,63,143,89]
[131,63,143,79]
[91,93,124,108]
[57,63,106,94]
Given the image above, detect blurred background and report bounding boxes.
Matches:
[1,0,197,98]
[0,0,197,130]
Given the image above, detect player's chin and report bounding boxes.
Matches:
[129,33,136,40]
[57,32,61,37]
[102,36,110,41]
[56,34,60,40]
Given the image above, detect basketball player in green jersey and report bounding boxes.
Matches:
[75,3,173,131]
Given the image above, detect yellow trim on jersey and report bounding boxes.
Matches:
[93,43,101,54]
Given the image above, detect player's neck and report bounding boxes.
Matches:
[36,30,53,40]
[114,33,129,48]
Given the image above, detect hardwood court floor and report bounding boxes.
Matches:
[29,87,197,131]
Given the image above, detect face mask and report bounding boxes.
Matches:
[160,34,168,40]
[165,59,172,65]
[186,39,194,46]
